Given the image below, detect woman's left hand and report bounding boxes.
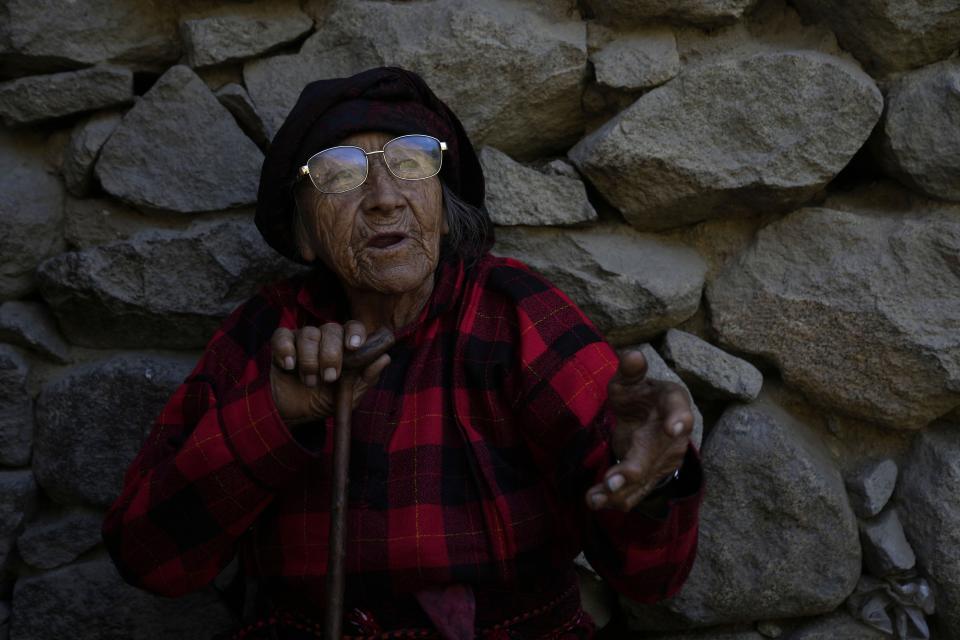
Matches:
[585,349,694,512]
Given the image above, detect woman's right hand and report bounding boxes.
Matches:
[269,321,392,426]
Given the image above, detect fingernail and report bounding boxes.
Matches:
[591,494,606,508]
[323,367,337,383]
[606,474,625,492]
[283,356,294,370]
[304,374,317,387]
[349,335,362,348]
[671,421,685,436]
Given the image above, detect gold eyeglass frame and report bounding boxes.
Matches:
[297,134,448,194]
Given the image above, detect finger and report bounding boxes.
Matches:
[318,323,345,383]
[271,327,297,371]
[343,320,367,351]
[657,383,695,438]
[615,349,647,381]
[295,326,322,387]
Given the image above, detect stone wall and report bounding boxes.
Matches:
[0,0,958,638]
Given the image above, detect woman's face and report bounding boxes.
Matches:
[294,131,447,296]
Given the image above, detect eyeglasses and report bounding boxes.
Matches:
[298,134,447,194]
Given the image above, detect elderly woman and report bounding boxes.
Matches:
[103,67,704,639]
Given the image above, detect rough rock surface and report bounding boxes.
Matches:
[0,346,33,467]
[659,328,763,402]
[0,129,65,300]
[786,610,889,639]
[845,459,897,519]
[215,83,271,149]
[859,508,916,577]
[584,0,761,27]
[0,0,181,74]
[62,197,194,251]
[62,111,122,197]
[0,66,132,126]
[16,507,105,570]
[622,394,861,628]
[480,146,596,226]
[897,421,960,638]
[635,343,705,448]
[569,51,882,231]
[37,218,302,349]
[9,557,235,640]
[590,26,681,91]
[493,224,706,345]
[707,201,960,430]
[245,0,587,158]
[33,352,195,507]
[95,65,263,213]
[180,0,312,68]
[790,0,960,74]
[875,59,960,203]
[0,471,38,575]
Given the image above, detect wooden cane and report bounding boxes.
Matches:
[323,327,396,640]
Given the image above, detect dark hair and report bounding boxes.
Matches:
[440,181,493,268]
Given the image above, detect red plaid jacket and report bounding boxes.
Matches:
[102,253,703,629]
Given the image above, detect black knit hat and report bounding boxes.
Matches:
[255,66,486,264]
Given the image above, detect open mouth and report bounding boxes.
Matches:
[367,233,408,249]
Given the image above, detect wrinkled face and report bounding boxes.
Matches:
[294,131,447,295]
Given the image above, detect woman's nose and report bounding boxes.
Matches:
[362,155,405,214]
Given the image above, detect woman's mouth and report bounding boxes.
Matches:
[367,233,409,249]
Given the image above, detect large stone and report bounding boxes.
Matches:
[584,0,761,27]
[180,0,312,68]
[479,146,596,226]
[874,59,960,203]
[859,508,916,577]
[0,0,181,75]
[0,470,38,575]
[897,421,960,639]
[0,128,65,300]
[33,352,195,507]
[569,51,882,231]
[786,610,889,640]
[845,459,898,519]
[95,64,263,213]
[215,83,271,149]
[61,111,123,197]
[790,0,960,74]
[493,224,707,345]
[590,26,681,92]
[622,394,861,628]
[9,556,235,640]
[706,194,960,430]
[0,66,132,127]
[36,218,302,349]
[62,196,195,251]
[245,0,587,158]
[17,506,105,570]
[0,346,33,467]
[659,328,763,402]
[0,302,68,365]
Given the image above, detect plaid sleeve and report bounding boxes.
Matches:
[486,257,704,604]
[101,285,321,597]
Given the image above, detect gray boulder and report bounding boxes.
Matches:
[875,59,960,203]
[859,508,916,577]
[897,421,960,639]
[785,610,889,640]
[479,146,596,226]
[17,506,105,570]
[845,459,898,519]
[493,224,706,345]
[707,200,960,430]
[0,66,132,127]
[569,51,882,231]
[9,556,235,640]
[180,0,312,68]
[790,0,960,74]
[245,0,587,158]
[590,26,681,92]
[33,352,196,507]
[659,328,763,402]
[215,83,271,150]
[0,470,38,576]
[62,197,191,251]
[0,346,33,466]
[0,128,65,300]
[37,218,302,349]
[583,0,761,27]
[622,394,861,628]
[62,111,123,197]
[0,301,68,363]
[95,65,263,213]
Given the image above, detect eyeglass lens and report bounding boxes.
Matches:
[306,135,442,194]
